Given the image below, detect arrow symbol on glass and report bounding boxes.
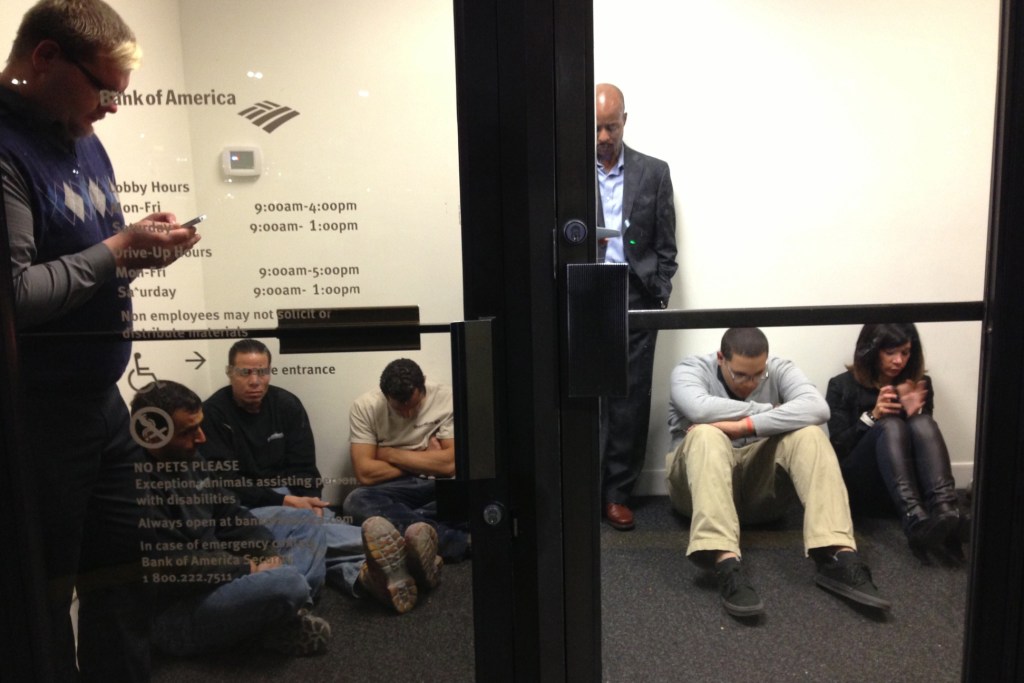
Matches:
[186,351,206,370]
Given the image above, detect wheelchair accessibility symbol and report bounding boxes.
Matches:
[127,352,159,392]
[130,406,174,450]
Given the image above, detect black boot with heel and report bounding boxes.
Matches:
[904,505,958,555]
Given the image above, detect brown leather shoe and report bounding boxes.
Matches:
[605,503,635,531]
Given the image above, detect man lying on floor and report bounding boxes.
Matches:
[130,381,441,659]
[131,380,330,656]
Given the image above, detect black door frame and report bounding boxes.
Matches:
[962,1,1024,679]
[452,0,596,678]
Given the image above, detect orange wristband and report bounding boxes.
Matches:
[744,416,755,436]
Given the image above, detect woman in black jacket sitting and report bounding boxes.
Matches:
[826,323,965,557]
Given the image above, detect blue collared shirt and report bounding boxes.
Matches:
[597,150,625,264]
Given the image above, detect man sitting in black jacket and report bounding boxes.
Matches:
[200,340,443,613]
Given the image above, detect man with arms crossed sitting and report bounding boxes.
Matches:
[666,327,890,618]
[344,358,470,566]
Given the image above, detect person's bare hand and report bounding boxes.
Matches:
[896,379,928,416]
[141,211,179,224]
[695,420,748,440]
[872,385,902,419]
[103,217,201,270]
[250,556,283,574]
[283,494,330,517]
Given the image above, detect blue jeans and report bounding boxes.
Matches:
[152,566,312,656]
[266,488,367,594]
[151,506,326,656]
[343,476,470,561]
[317,508,366,594]
[248,506,329,594]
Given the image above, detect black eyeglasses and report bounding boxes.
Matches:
[724,362,768,386]
[228,366,272,378]
[60,49,124,105]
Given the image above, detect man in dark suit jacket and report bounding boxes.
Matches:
[596,83,678,530]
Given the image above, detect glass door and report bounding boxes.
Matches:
[0,0,492,680]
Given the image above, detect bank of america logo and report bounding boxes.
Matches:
[237,100,300,133]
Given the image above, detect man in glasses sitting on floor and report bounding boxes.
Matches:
[666,327,891,619]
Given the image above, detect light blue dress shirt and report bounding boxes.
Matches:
[598,151,625,264]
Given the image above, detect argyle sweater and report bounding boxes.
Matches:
[1,88,131,390]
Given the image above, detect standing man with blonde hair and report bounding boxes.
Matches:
[2,1,201,679]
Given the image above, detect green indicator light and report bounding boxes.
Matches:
[629,240,636,245]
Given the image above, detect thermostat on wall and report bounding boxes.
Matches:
[221,146,262,177]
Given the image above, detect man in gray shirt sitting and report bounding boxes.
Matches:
[666,327,890,618]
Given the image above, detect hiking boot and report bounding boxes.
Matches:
[359,516,417,614]
[260,608,331,656]
[814,551,891,610]
[714,557,764,617]
[404,522,443,590]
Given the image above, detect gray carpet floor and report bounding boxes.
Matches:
[600,496,969,683]
[150,559,476,682]
[151,496,969,682]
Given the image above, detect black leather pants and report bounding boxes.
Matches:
[839,414,958,526]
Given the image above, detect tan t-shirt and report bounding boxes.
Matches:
[349,382,454,450]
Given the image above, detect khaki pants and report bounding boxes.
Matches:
[665,424,855,558]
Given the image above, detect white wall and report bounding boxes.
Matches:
[172,0,462,502]
[594,0,999,491]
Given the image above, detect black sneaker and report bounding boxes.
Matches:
[814,551,891,610]
[714,557,764,617]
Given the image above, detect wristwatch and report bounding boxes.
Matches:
[860,411,876,427]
